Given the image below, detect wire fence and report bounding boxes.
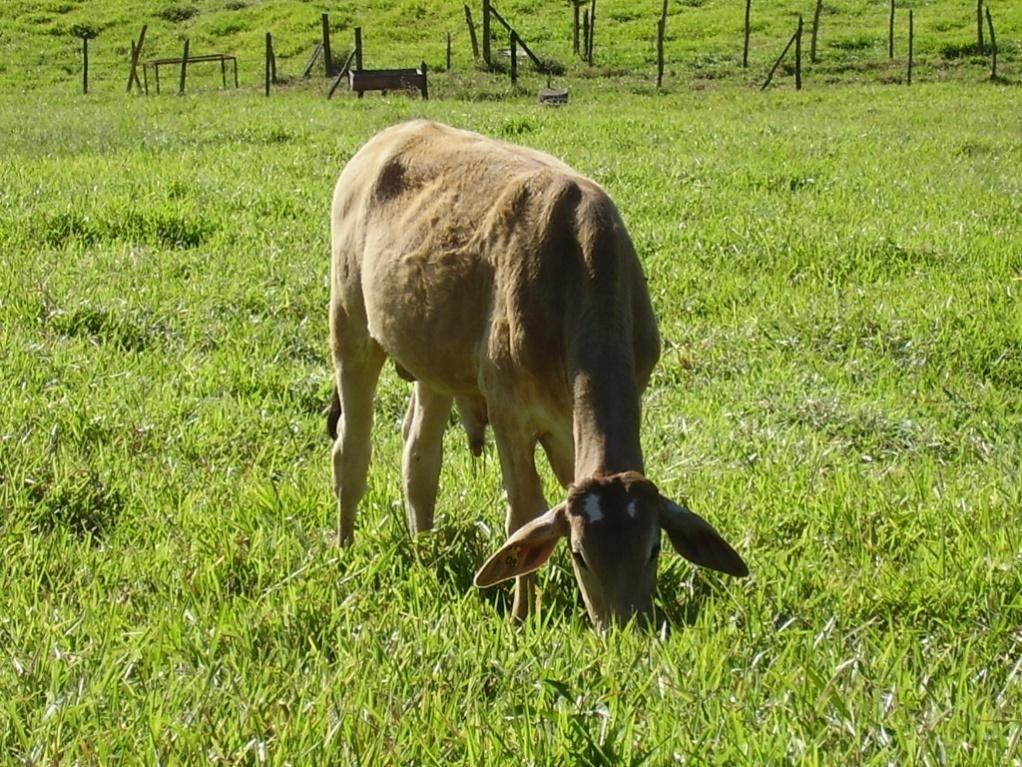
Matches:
[1,2,1018,96]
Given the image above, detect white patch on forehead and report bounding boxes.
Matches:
[583,494,604,523]
[627,499,638,519]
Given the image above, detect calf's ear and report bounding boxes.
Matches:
[474,503,569,588]
[659,498,749,578]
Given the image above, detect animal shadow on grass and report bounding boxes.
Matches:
[407,519,493,594]
[534,556,718,632]
[652,563,719,635]
[567,717,655,767]
[404,520,587,621]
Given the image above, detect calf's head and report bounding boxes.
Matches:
[474,471,747,630]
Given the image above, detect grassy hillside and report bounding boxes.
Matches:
[2,80,1021,762]
[3,0,1019,93]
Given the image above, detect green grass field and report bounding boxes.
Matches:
[2,82,1020,764]
[2,1,1022,762]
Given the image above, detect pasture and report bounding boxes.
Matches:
[1,81,1020,763]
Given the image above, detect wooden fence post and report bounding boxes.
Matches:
[265,32,272,96]
[127,25,147,93]
[985,7,997,79]
[81,35,89,94]
[587,0,596,64]
[447,32,452,70]
[888,0,895,59]
[486,5,543,71]
[510,31,518,85]
[810,0,822,63]
[976,0,985,52]
[907,9,914,85]
[573,1,580,55]
[326,48,356,99]
[322,13,333,76]
[743,0,752,68]
[657,19,665,88]
[482,0,491,66]
[585,11,591,61]
[301,43,322,78]
[464,6,480,60]
[656,0,667,88]
[795,14,803,90]
[178,38,189,95]
[761,28,797,90]
[355,31,365,97]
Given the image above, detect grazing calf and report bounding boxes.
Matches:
[329,120,747,630]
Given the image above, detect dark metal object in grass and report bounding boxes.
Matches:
[354,27,363,71]
[538,86,568,105]
[761,28,798,91]
[127,25,147,94]
[464,5,479,60]
[447,32,452,71]
[985,7,997,80]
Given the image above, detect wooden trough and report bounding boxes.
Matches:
[349,62,428,99]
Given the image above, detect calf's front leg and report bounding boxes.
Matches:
[491,419,549,622]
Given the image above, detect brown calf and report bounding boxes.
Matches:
[329,120,747,630]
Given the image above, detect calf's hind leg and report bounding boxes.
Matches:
[402,382,453,534]
[332,346,385,546]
